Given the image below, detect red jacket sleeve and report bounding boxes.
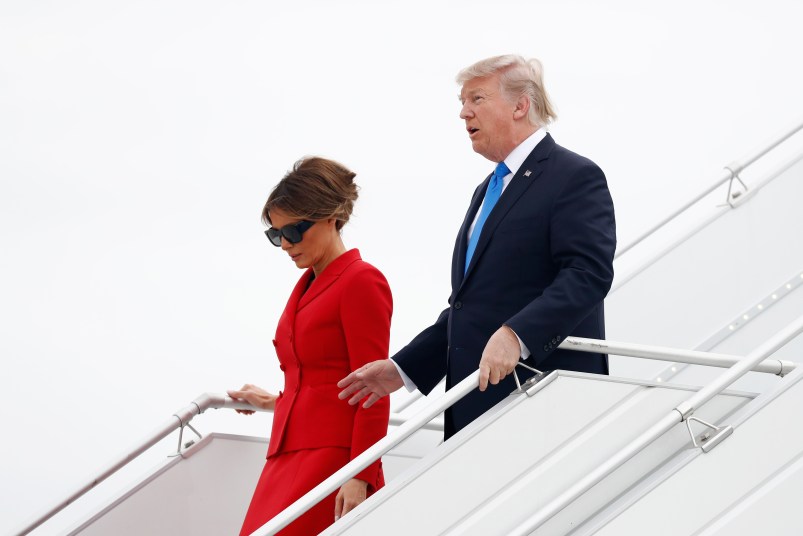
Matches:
[339,265,392,490]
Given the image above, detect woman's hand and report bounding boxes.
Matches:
[334,478,369,521]
[226,384,278,414]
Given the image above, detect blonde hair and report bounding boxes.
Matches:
[456,54,557,127]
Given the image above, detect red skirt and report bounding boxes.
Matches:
[239,447,370,536]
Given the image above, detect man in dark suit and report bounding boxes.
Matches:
[339,54,616,438]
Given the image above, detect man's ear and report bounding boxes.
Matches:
[513,94,530,120]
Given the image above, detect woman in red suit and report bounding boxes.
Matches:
[228,157,392,536]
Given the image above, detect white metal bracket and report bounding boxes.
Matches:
[722,165,749,208]
[510,362,544,396]
[169,417,203,457]
[684,415,734,453]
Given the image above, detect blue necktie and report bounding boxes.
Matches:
[465,161,510,273]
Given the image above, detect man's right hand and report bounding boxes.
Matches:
[337,360,403,409]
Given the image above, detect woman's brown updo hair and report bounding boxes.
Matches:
[262,157,359,231]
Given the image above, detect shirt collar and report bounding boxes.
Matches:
[502,127,548,176]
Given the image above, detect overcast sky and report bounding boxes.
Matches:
[2,1,803,533]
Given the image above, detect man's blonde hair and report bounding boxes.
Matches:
[457,54,557,127]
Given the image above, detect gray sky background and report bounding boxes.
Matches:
[2,1,803,533]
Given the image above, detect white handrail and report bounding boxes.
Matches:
[391,390,424,412]
[563,336,796,376]
[507,314,803,536]
[247,333,800,535]
[13,392,445,536]
[390,414,444,431]
[13,393,251,536]
[611,150,803,293]
[248,370,481,536]
[18,331,798,536]
[615,119,803,258]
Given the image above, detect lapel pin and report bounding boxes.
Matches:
[524,170,532,177]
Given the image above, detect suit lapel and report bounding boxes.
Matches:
[296,249,361,312]
[460,134,556,284]
[281,268,314,331]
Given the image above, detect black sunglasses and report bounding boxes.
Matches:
[264,220,314,247]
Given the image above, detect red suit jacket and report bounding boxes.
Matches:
[267,248,392,488]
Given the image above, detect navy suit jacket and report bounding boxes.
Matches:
[393,134,616,438]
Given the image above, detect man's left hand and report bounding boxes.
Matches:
[478,325,521,391]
